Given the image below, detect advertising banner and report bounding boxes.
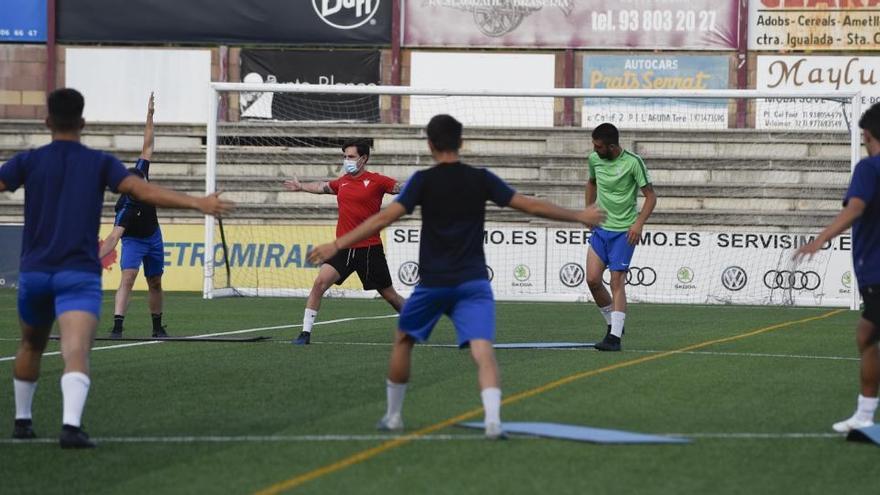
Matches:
[582,55,730,130]
[750,1,880,51]
[239,50,380,122]
[59,0,390,45]
[0,225,23,289]
[755,55,880,130]
[0,0,46,42]
[404,0,739,50]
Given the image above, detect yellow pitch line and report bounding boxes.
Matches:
[254,308,845,495]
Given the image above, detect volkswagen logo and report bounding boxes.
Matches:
[603,266,657,287]
[763,270,821,291]
[514,264,531,282]
[398,261,420,286]
[559,263,585,288]
[312,0,380,30]
[721,266,747,291]
[486,265,494,282]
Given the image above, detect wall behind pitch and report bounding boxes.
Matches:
[65,48,211,123]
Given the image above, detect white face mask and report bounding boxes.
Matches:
[343,158,359,174]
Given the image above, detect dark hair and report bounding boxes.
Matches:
[341,139,370,157]
[127,167,145,179]
[47,88,85,132]
[591,123,619,146]
[859,102,880,142]
[426,114,462,152]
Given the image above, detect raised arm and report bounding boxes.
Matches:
[117,175,233,216]
[140,92,155,162]
[283,176,333,194]
[99,226,126,259]
[308,202,407,264]
[508,193,604,226]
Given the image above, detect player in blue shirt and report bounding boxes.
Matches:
[0,88,232,448]
[796,102,880,433]
[308,114,604,439]
[98,93,169,338]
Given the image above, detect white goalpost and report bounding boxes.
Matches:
[204,83,862,310]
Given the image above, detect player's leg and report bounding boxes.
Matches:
[449,279,505,439]
[111,269,138,337]
[587,230,614,337]
[294,260,343,345]
[833,286,880,433]
[53,271,102,448]
[143,229,167,337]
[361,244,405,312]
[596,231,635,352]
[11,272,54,439]
[378,285,446,431]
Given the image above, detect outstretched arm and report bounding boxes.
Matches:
[99,226,126,259]
[308,202,407,264]
[508,193,604,227]
[794,198,865,262]
[627,185,657,245]
[283,176,333,194]
[117,175,234,216]
[140,92,155,162]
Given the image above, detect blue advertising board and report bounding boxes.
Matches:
[0,0,47,43]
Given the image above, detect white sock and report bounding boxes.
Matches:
[385,379,407,418]
[856,394,879,421]
[610,311,626,338]
[599,304,613,325]
[303,308,318,333]
[481,387,502,426]
[14,378,37,420]
[61,372,90,428]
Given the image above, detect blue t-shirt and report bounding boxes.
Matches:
[115,159,159,238]
[395,162,515,287]
[0,140,131,274]
[844,155,880,288]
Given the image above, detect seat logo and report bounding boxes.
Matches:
[312,0,379,30]
[603,266,656,287]
[763,270,821,291]
[398,261,420,286]
[559,263,585,288]
[721,266,747,291]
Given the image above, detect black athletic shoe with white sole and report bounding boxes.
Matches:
[293,331,311,345]
[594,334,621,352]
[59,425,96,449]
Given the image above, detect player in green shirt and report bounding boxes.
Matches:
[585,123,657,351]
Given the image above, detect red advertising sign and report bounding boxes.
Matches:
[403,0,739,50]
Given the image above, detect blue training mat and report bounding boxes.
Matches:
[846,424,880,445]
[459,422,690,444]
[435,342,595,349]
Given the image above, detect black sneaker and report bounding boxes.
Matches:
[152,326,169,338]
[12,419,36,439]
[59,425,96,449]
[595,334,621,352]
[603,324,611,339]
[292,331,311,345]
[109,329,123,340]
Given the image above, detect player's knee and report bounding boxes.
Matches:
[857,324,880,350]
[147,275,162,290]
[20,333,49,353]
[586,275,603,291]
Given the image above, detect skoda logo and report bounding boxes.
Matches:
[398,261,420,286]
[559,263,585,288]
[486,265,494,282]
[721,266,747,291]
[603,266,656,287]
[763,270,821,291]
[677,266,694,284]
[842,271,852,289]
[312,0,380,30]
[514,264,531,282]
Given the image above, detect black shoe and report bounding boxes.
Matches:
[292,331,311,345]
[595,334,621,352]
[12,419,36,439]
[109,329,123,340]
[603,324,611,339]
[59,425,96,449]
[152,326,169,338]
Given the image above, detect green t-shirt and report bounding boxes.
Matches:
[588,149,651,232]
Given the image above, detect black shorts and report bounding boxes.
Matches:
[326,244,393,291]
[861,285,880,326]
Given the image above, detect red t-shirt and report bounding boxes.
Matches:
[329,171,397,248]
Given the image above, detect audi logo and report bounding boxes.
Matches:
[398,261,420,286]
[559,263,585,288]
[721,266,747,291]
[603,266,657,287]
[486,265,494,282]
[763,270,821,291]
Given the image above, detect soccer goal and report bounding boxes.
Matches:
[204,83,862,309]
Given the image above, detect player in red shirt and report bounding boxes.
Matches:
[283,140,405,344]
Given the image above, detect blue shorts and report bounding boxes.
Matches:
[120,229,164,277]
[18,271,103,327]
[589,227,636,272]
[398,279,495,348]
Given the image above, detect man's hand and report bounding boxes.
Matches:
[147,92,155,117]
[283,177,303,192]
[793,239,824,263]
[308,242,339,265]
[580,204,605,227]
[197,192,235,216]
[627,222,644,245]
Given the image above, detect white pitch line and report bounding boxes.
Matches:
[0,314,397,363]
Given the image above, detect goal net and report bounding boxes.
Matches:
[204,83,861,309]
